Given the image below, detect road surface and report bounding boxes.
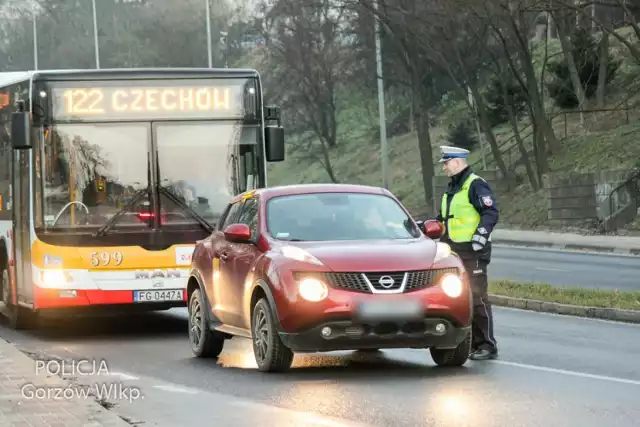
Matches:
[491,245,639,290]
[1,307,639,427]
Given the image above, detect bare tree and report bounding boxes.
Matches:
[414,0,513,181]
[473,0,561,177]
[258,0,354,182]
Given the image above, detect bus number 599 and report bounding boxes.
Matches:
[90,251,124,267]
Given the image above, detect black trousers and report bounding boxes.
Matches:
[459,252,498,352]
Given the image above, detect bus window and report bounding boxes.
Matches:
[154,121,261,227]
[37,123,151,231]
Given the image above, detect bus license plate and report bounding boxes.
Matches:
[134,289,184,302]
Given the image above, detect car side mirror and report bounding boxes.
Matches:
[423,220,444,239]
[11,111,31,150]
[223,223,252,242]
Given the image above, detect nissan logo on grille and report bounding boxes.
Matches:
[378,275,395,289]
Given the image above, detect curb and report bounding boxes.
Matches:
[489,294,640,324]
[491,238,640,256]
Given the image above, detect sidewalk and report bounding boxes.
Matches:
[491,228,640,255]
[0,338,129,427]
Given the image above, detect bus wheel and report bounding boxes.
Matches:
[7,305,39,330]
[1,268,38,330]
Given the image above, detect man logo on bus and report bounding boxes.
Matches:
[134,269,180,279]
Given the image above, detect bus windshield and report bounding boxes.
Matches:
[36,121,261,234]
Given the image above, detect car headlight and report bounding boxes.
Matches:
[298,278,328,302]
[441,273,463,298]
[433,242,452,264]
[280,246,324,266]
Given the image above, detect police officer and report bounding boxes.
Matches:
[434,145,499,361]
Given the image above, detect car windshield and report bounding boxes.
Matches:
[266,192,421,241]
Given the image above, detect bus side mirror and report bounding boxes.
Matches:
[265,126,285,162]
[11,112,31,150]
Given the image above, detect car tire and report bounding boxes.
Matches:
[429,331,471,367]
[188,289,225,358]
[251,298,294,373]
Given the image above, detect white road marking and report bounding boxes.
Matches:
[492,360,640,386]
[108,372,139,380]
[230,399,367,426]
[148,378,366,426]
[534,267,568,272]
[153,384,200,394]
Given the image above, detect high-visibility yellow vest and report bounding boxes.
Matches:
[441,173,482,242]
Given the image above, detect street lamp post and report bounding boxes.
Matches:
[206,0,213,68]
[32,12,38,70]
[91,0,100,68]
[373,0,389,190]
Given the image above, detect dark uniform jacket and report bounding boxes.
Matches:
[434,166,499,262]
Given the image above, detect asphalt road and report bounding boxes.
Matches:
[1,307,639,427]
[490,245,640,290]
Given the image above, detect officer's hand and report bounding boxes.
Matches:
[471,227,488,251]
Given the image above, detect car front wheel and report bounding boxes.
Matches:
[251,298,294,372]
[189,289,225,358]
[429,331,471,367]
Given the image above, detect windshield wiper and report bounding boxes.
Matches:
[94,189,150,237]
[158,186,213,234]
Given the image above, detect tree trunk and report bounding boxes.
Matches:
[596,33,609,107]
[554,12,588,123]
[500,72,538,190]
[319,139,339,182]
[511,12,560,156]
[412,77,434,213]
[469,84,512,180]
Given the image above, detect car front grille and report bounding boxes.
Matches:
[294,268,460,294]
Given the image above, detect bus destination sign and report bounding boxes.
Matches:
[49,80,250,121]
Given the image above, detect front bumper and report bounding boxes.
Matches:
[34,287,187,310]
[278,317,470,353]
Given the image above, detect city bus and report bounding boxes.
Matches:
[0,68,285,328]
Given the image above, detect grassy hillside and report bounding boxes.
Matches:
[259,29,640,232]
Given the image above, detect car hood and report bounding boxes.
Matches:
[288,239,438,272]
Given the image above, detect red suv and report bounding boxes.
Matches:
[186,184,472,372]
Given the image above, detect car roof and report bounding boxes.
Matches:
[231,183,389,203]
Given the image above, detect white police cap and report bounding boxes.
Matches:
[439,145,470,163]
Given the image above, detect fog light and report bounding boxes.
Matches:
[441,274,463,298]
[321,327,332,337]
[345,326,364,336]
[435,323,446,333]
